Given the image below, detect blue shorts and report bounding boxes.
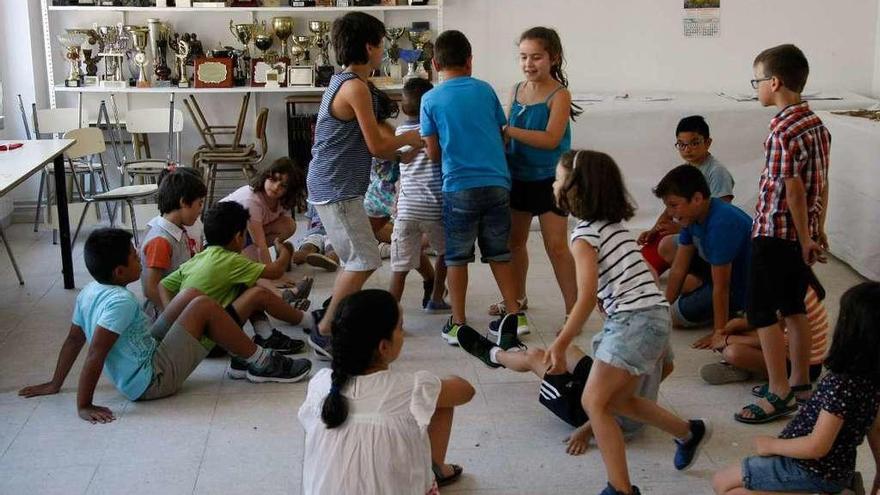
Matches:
[592,305,671,375]
[442,187,511,266]
[742,455,847,493]
[672,282,745,328]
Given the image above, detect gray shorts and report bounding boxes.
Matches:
[390,219,445,272]
[592,305,671,376]
[314,197,381,272]
[295,233,330,253]
[138,322,209,401]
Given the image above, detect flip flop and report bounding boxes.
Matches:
[305,252,339,272]
[734,391,797,424]
[751,383,812,404]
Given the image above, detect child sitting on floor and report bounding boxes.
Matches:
[292,203,340,272]
[18,229,311,422]
[298,289,474,494]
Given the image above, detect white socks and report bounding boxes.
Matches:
[298,311,315,330]
[251,317,274,339]
[489,346,502,365]
[246,346,272,370]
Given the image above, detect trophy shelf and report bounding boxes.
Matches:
[54,83,403,94]
[47,5,438,13]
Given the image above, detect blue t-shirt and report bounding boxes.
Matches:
[420,76,510,193]
[507,83,571,181]
[678,198,752,306]
[72,282,157,400]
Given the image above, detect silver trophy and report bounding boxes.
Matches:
[58,32,87,87]
[95,23,129,88]
[308,20,333,86]
[147,18,172,86]
[124,25,151,88]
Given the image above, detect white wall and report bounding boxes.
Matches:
[874,0,880,96]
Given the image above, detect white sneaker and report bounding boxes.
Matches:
[378,242,391,259]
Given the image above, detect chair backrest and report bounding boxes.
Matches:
[183,96,217,149]
[34,108,84,137]
[63,127,106,160]
[255,107,269,156]
[231,92,251,148]
[125,108,184,134]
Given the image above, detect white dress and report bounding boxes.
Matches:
[298,368,442,495]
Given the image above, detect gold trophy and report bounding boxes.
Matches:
[308,20,333,86]
[407,28,433,79]
[253,21,274,59]
[124,25,151,88]
[271,17,294,57]
[288,34,315,86]
[147,18,172,86]
[58,32,87,87]
[229,20,256,85]
[383,27,405,80]
[170,36,192,88]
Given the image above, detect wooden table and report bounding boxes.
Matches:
[0,139,77,289]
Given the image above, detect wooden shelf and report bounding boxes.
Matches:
[47,5,438,13]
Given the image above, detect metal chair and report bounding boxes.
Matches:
[63,128,158,247]
[119,107,185,185]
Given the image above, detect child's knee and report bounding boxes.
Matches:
[658,234,677,262]
[721,344,746,367]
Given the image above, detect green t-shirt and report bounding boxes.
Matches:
[161,246,265,307]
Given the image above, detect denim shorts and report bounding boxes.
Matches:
[442,186,511,266]
[742,455,847,493]
[672,282,745,328]
[592,305,671,375]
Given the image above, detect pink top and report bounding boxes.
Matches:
[221,185,290,226]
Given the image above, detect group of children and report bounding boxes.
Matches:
[16,11,880,495]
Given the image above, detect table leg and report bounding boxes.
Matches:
[53,154,75,289]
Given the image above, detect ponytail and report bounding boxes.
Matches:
[321,368,351,429]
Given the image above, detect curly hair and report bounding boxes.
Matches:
[249,157,306,213]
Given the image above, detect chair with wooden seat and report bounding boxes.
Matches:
[185,92,251,153]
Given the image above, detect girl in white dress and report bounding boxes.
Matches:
[298,289,474,495]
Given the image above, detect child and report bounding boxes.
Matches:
[18,229,312,422]
[420,29,525,345]
[140,167,206,321]
[492,26,577,322]
[545,150,709,495]
[160,202,312,356]
[306,12,423,357]
[713,281,880,495]
[292,203,340,272]
[298,289,474,494]
[390,77,450,312]
[457,322,673,455]
[736,44,831,425]
[652,165,752,341]
[638,115,735,278]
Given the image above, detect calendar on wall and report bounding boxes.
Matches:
[682,0,720,38]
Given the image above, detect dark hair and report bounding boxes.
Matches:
[368,81,399,121]
[156,167,207,215]
[84,228,133,284]
[401,77,433,117]
[332,12,385,66]
[434,30,471,70]
[753,44,810,93]
[249,157,306,213]
[519,26,582,120]
[824,281,880,380]
[675,115,710,139]
[556,150,636,223]
[203,201,250,247]
[653,164,710,201]
[321,289,400,429]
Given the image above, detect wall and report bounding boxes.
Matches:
[875,0,880,96]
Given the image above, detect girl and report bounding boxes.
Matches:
[545,150,708,495]
[713,281,880,495]
[489,27,580,324]
[298,289,474,494]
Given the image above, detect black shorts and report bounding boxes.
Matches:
[539,355,593,427]
[687,250,711,282]
[746,236,810,328]
[510,177,567,217]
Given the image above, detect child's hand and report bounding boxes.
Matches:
[691,333,716,350]
[636,229,655,246]
[801,238,826,266]
[401,130,423,148]
[754,435,776,456]
[543,340,569,375]
[400,148,420,164]
[564,425,593,455]
[274,238,293,255]
[78,404,115,424]
[18,381,60,398]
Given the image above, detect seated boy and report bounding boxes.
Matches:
[140,167,206,321]
[18,229,312,423]
[160,202,314,356]
[639,115,735,279]
[292,203,339,272]
[457,322,672,454]
[653,165,752,344]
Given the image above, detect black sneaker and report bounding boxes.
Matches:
[308,332,332,361]
[246,352,312,383]
[674,419,711,471]
[598,483,641,495]
[488,311,530,337]
[253,329,305,355]
[422,278,434,309]
[489,313,526,351]
[228,356,248,380]
[457,326,500,368]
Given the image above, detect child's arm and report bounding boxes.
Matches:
[436,375,476,408]
[340,79,423,157]
[143,268,166,312]
[637,211,679,245]
[754,410,844,459]
[868,412,880,495]
[784,176,825,265]
[710,263,732,332]
[506,88,572,150]
[545,239,598,374]
[423,135,441,163]
[18,324,87,398]
[259,239,293,280]
[247,220,273,265]
[76,326,119,424]
[818,179,830,252]
[665,244,694,303]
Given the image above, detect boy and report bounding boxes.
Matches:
[389,77,449,312]
[653,165,752,345]
[292,204,339,272]
[18,229,311,423]
[140,167,206,321]
[638,115,735,278]
[160,202,312,356]
[736,44,831,424]
[420,29,524,345]
[305,12,423,357]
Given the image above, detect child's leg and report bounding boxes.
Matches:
[389,271,408,301]
[782,313,811,391]
[712,463,745,494]
[319,270,374,335]
[231,286,305,325]
[538,211,577,315]
[292,242,318,265]
[414,251,435,283]
[739,325,790,419]
[478,187,521,314]
[496,345,585,377]
[431,255,447,303]
[489,261,522,314]
[175,296,258,358]
[263,215,296,245]
[447,266,468,324]
[369,216,391,243]
[508,209,533,301]
[150,288,206,339]
[428,376,474,475]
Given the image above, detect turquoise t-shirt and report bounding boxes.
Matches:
[420,76,510,193]
[507,83,571,181]
[72,282,156,400]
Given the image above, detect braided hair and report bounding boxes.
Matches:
[519,26,582,120]
[320,289,401,429]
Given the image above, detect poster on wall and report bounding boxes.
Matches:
[683,0,720,38]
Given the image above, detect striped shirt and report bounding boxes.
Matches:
[395,121,442,221]
[307,72,379,204]
[782,286,829,365]
[753,102,831,241]
[571,220,667,315]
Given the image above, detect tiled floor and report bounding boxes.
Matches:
[0,222,870,494]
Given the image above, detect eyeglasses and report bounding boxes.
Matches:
[674,140,704,150]
[750,77,772,89]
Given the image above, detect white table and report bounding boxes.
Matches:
[0,139,77,288]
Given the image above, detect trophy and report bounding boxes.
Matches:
[229,20,256,85]
[58,32,86,87]
[95,23,128,88]
[124,25,151,88]
[169,34,192,88]
[407,28,433,79]
[383,27,405,80]
[271,17,294,57]
[253,21,274,59]
[308,20,333,87]
[147,18,172,86]
[288,35,315,86]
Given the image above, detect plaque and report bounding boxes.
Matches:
[194,57,234,88]
[287,65,314,86]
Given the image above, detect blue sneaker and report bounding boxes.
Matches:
[488,311,529,337]
[308,332,332,361]
[598,483,641,495]
[674,419,711,471]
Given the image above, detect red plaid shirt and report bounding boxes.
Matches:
[752,102,831,241]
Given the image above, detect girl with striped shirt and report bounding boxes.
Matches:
[545,150,709,495]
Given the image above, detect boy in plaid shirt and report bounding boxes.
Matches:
[735,44,831,425]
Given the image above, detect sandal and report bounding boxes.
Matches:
[734,391,797,424]
[432,463,463,487]
[751,382,812,404]
[487,297,528,316]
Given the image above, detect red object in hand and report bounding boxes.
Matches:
[0,143,24,151]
